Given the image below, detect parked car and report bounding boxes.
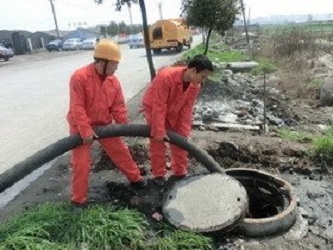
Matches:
[128,33,144,49]
[46,39,63,52]
[62,38,82,51]
[0,41,15,53]
[82,37,98,50]
[0,44,14,61]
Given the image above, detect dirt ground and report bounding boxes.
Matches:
[1,73,333,249]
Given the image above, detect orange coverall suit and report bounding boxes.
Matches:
[67,63,141,204]
[142,66,200,178]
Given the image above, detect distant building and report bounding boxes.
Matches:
[0,30,31,45]
[64,28,97,40]
[29,32,56,49]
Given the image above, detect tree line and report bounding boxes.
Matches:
[100,21,144,37]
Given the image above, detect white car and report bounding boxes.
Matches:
[62,38,82,51]
[82,37,98,50]
[128,34,145,49]
[0,44,14,61]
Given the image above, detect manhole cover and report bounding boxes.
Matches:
[163,173,248,232]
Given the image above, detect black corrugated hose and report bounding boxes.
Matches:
[0,124,224,193]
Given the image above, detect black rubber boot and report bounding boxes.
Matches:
[153,177,165,187]
[131,179,148,188]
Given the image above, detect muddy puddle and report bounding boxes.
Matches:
[280,172,333,241]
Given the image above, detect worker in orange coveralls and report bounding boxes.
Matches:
[67,39,147,207]
[141,55,214,187]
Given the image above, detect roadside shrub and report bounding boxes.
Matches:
[271,27,317,57]
[254,25,331,100]
[274,66,316,99]
[258,51,318,100]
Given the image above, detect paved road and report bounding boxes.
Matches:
[0,37,200,173]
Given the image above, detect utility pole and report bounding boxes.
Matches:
[127,2,134,34]
[247,7,251,26]
[49,0,60,38]
[240,0,250,47]
[158,2,163,20]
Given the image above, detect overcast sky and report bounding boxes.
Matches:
[0,0,333,32]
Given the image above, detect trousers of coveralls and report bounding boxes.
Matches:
[71,136,141,204]
[145,111,188,178]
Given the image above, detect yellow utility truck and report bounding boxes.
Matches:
[149,18,192,54]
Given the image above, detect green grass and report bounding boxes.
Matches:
[0,202,149,249]
[182,43,249,63]
[310,126,333,165]
[312,136,333,164]
[277,129,313,142]
[261,22,333,34]
[156,224,213,250]
[278,126,333,166]
[307,78,324,87]
[183,44,278,77]
[251,58,278,75]
[0,202,214,249]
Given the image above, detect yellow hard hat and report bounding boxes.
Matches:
[93,39,121,62]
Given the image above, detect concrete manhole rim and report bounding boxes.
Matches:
[225,168,298,236]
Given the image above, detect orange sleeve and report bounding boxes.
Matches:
[69,73,94,138]
[177,88,200,137]
[110,82,128,124]
[151,71,170,138]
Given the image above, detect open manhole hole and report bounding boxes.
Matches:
[225,168,297,237]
